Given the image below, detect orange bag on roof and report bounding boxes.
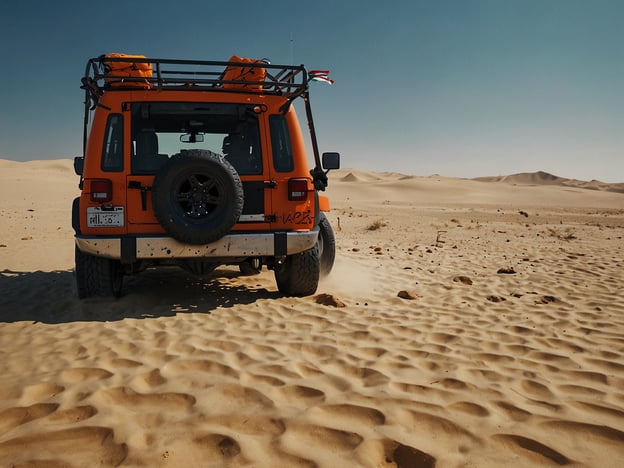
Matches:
[222,56,266,91]
[103,53,152,89]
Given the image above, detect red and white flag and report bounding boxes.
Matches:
[309,70,334,85]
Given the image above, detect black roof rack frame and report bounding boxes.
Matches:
[82,56,309,102]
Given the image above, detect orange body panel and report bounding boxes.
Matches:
[318,195,330,212]
[79,88,318,237]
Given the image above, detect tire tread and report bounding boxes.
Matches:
[318,213,336,277]
[275,245,320,296]
[75,246,122,298]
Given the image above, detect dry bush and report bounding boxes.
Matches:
[367,220,387,231]
[547,227,577,241]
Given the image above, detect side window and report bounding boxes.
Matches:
[101,114,123,171]
[269,114,294,172]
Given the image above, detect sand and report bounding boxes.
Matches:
[1,159,623,467]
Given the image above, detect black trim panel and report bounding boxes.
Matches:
[121,237,137,264]
[274,232,287,256]
[72,197,81,234]
[242,181,265,215]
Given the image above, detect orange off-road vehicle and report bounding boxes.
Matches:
[73,54,339,298]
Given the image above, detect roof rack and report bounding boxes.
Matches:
[81,55,309,104]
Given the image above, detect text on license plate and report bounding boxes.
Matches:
[87,207,124,227]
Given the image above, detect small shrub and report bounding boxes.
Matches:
[367,220,387,231]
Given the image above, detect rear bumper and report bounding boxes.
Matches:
[75,229,318,262]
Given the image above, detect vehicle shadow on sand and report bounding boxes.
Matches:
[0,268,281,324]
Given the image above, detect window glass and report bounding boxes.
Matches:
[130,102,262,175]
[269,114,294,172]
[101,114,123,171]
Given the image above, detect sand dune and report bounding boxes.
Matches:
[1,160,623,467]
[474,170,624,193]
[474,170,566,185]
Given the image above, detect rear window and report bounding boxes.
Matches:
[269,114,294,172]
[101,114,124,171]
[130,102,262,175]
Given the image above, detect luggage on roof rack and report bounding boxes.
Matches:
[102,53,153,89]
[221,56,267,91]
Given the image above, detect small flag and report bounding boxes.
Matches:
[309,70,334,85]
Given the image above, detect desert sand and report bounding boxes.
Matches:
[1,159,623,467]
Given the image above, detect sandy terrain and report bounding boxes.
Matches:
[1,159,623,467]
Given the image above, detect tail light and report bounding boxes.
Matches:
[288,178,309,202]
[90,179,113,202]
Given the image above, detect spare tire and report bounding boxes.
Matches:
[152,149,244,245]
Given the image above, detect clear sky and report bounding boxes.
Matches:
[1,0,622,181]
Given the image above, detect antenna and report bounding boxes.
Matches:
[290,32,294,64]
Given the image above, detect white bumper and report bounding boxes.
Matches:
[75,229,318,261]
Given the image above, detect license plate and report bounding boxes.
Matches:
[87,207,124,227]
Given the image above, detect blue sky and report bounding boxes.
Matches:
[1,0,622,181]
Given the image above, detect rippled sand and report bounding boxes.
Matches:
[1,160,623,467]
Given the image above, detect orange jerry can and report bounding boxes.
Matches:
[222,56,266,91]
[103,53,153,88]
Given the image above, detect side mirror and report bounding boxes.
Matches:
[73,156,84,176]
[322,152,340,171]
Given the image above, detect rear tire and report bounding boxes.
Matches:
[75,246,123,298]
[318,213,335,277]
[274,245,320,297]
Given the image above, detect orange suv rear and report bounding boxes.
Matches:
[73,54,339,297]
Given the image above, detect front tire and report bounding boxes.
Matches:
[75,246,123,298]
[274,245,320,297]
[239,257,263,276]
